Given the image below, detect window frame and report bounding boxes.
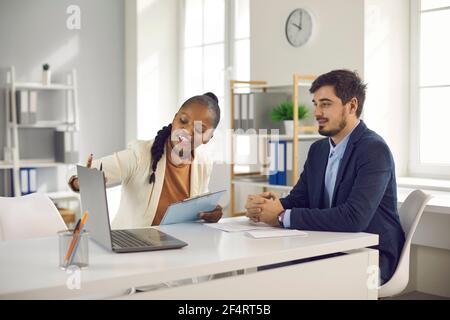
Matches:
[409,0,450,179]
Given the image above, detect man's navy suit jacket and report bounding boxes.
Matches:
[280,120,405,283]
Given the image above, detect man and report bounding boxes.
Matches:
[246,69,405,284]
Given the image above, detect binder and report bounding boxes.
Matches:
[18,168,37,195]
[248,94,255,130]
[20,168,29,195]
[277,141,287,185]
[268,140,278,185]
[28,91,37,124]
[240,94,248,131]
[15,90,29,124]
[233,94,241,130]
[28,168,37,193]
[55,130,80,163]
[259,136,270,176]
[286,141,293,186]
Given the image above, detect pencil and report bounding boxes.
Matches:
[64,211,88,265]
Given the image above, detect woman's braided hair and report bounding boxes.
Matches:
[148,92,220,184]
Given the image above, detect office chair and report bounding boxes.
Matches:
[0,193,67,241]
[379,189,431,298]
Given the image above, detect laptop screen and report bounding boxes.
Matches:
[77,165,113,251]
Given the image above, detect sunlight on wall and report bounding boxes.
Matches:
[137,53,160,140]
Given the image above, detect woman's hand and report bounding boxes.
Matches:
[68,154,93,192]
[198,204,223,223]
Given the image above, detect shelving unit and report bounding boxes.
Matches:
[229,74,319,216]
[1,66,79,198]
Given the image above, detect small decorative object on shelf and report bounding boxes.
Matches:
[42,63,51,85]
[270,100,309,136]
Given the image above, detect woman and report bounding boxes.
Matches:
[68,92,223,229]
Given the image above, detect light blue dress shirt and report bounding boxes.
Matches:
[282,121,360,228]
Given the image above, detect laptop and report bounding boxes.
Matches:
[77,165,188,253]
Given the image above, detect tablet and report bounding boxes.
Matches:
[160,190,226,225]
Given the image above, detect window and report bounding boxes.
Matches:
[181,0,226,114]
[180,0,250,162]
[410,0,450,178]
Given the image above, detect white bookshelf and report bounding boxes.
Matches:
[47,191,80,202]
[233,133,322,140]
[0,159,69,169]
[231,179,294,191]
[1,66,79,197]
[13,82,74,91]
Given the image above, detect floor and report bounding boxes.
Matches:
[387,291,450,300]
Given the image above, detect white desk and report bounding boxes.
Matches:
[0,217,379,299]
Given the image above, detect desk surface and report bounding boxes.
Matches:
[0,217,378,299]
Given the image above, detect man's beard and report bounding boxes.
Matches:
[318,117,347,137]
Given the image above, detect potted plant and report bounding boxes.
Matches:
[270,101,308,136]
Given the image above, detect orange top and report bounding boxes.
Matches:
[152,141,191,225]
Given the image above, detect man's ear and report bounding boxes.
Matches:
[349,97,358,115]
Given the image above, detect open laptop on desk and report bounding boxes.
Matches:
[77,165,187,253]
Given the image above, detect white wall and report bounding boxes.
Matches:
[250,0,365,85]
[126,0,180,142]
[364,0,410,176]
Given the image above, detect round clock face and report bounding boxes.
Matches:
[285,8,313,47]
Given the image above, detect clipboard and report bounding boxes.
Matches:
[160,190,226,225]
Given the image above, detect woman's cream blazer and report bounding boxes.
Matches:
[85,140,213,229]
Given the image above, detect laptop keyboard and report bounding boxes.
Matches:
[111,230,153,248]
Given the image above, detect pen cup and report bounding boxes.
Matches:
[58,229,89,270]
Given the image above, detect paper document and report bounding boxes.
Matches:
[205,219,273,232]
[246,229,308,239]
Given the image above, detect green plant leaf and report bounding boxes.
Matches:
[270,100,309,121]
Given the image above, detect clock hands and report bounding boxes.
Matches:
[290,11,303,31]
[291,22,302,30]
[299,10,303,29]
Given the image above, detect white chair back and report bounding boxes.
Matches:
[379,189,431,297]
[0,193,67,241]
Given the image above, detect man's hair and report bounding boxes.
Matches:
[309,69,367,118]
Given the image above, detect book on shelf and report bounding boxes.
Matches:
[267,138,317,186]
[28,91,37,124]
[268,140,278,185]
[55,130,79,164]
[240,93,248,131]
[16,90,28,124]
[8,90,37,125]
[277,140,287,185]
[19,167,37,195]
[233,94,241,130]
